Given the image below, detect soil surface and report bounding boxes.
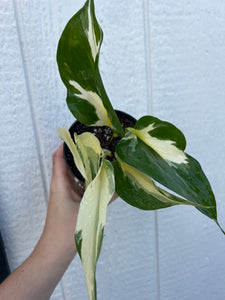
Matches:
[64,111,136,181]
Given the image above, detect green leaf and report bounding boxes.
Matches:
[113,159,192,211]
[116,116,217,221]
[57,0,124,136]
[135,116,186,151]
[75,160,115,300]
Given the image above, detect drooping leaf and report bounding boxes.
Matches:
[57,128,87,180]
[58,129,103,187]
[113,158,192,210]
[74,132,103,186]
[116,116,217,221]
[75,160,115,300]
[57,0,124,136]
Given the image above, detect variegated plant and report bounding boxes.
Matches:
[56,1,224,300]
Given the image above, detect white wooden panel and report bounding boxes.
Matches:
[95,1,158,298]
[147,0,225,299]
[17,0,159,299]
[0,0,47,276]
[0,1,66,298]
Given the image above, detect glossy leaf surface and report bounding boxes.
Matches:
[116,116,217,221]
[113,159,192,210]
[57,0,124,136]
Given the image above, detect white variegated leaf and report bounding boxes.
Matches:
[128,115,187,166]
[57,128,87,180]
[116,116,218,221]
[128,126,187,166]
[75,160,114,300]
[74,132,103,186]
[117,158,189,206]
[69,80,111,128]
[57,0,124,136]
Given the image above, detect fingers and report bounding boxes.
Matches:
[52,143,75,182]
[51,143,73,189]
[51,144,116,202]
[51,144,84,200]
[52,144,67,174]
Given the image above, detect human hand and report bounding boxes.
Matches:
[0,144,118,300]
[41,143,84,261]
[40,143,117,261]
[0,144,85,300]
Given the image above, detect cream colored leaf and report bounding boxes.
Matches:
[75,160,114,300]
[57,128,87,180]
[74,132,103,186]
[129,126,188,166]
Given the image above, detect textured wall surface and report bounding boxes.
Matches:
[1,0,225,299]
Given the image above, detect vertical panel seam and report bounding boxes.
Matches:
[142,1,161,300]
[154,211,160,300]
[49,0,69,298]
[48,0,70,298]
[12,0,50,204]
[12,1,67,299]
[143,0,154,115]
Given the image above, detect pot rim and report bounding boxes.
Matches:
[63,110,137,181]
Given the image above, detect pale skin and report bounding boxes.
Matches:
[0,144,117,300]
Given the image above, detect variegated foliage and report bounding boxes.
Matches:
[57,0,124,137]
[57,0,224,300]
[58,129,114,300]
[115,116,221,226]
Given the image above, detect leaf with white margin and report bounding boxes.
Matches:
[57,0,124,136]
[57,128,87,180]
[75,160,114,300]
[74,132,103,186]
[116,116,218,222]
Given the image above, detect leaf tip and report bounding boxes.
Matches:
[215,220,225,235]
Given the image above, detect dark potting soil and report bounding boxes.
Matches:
[64,111,136,181]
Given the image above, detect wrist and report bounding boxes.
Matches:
[0,233,76,300]
[37,231,76,265]
[41,195,80,262]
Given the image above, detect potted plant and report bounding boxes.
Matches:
[56,0,224,299]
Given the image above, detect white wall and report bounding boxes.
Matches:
[1,0,225,299]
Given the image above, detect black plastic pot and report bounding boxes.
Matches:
[63,110,137,181]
